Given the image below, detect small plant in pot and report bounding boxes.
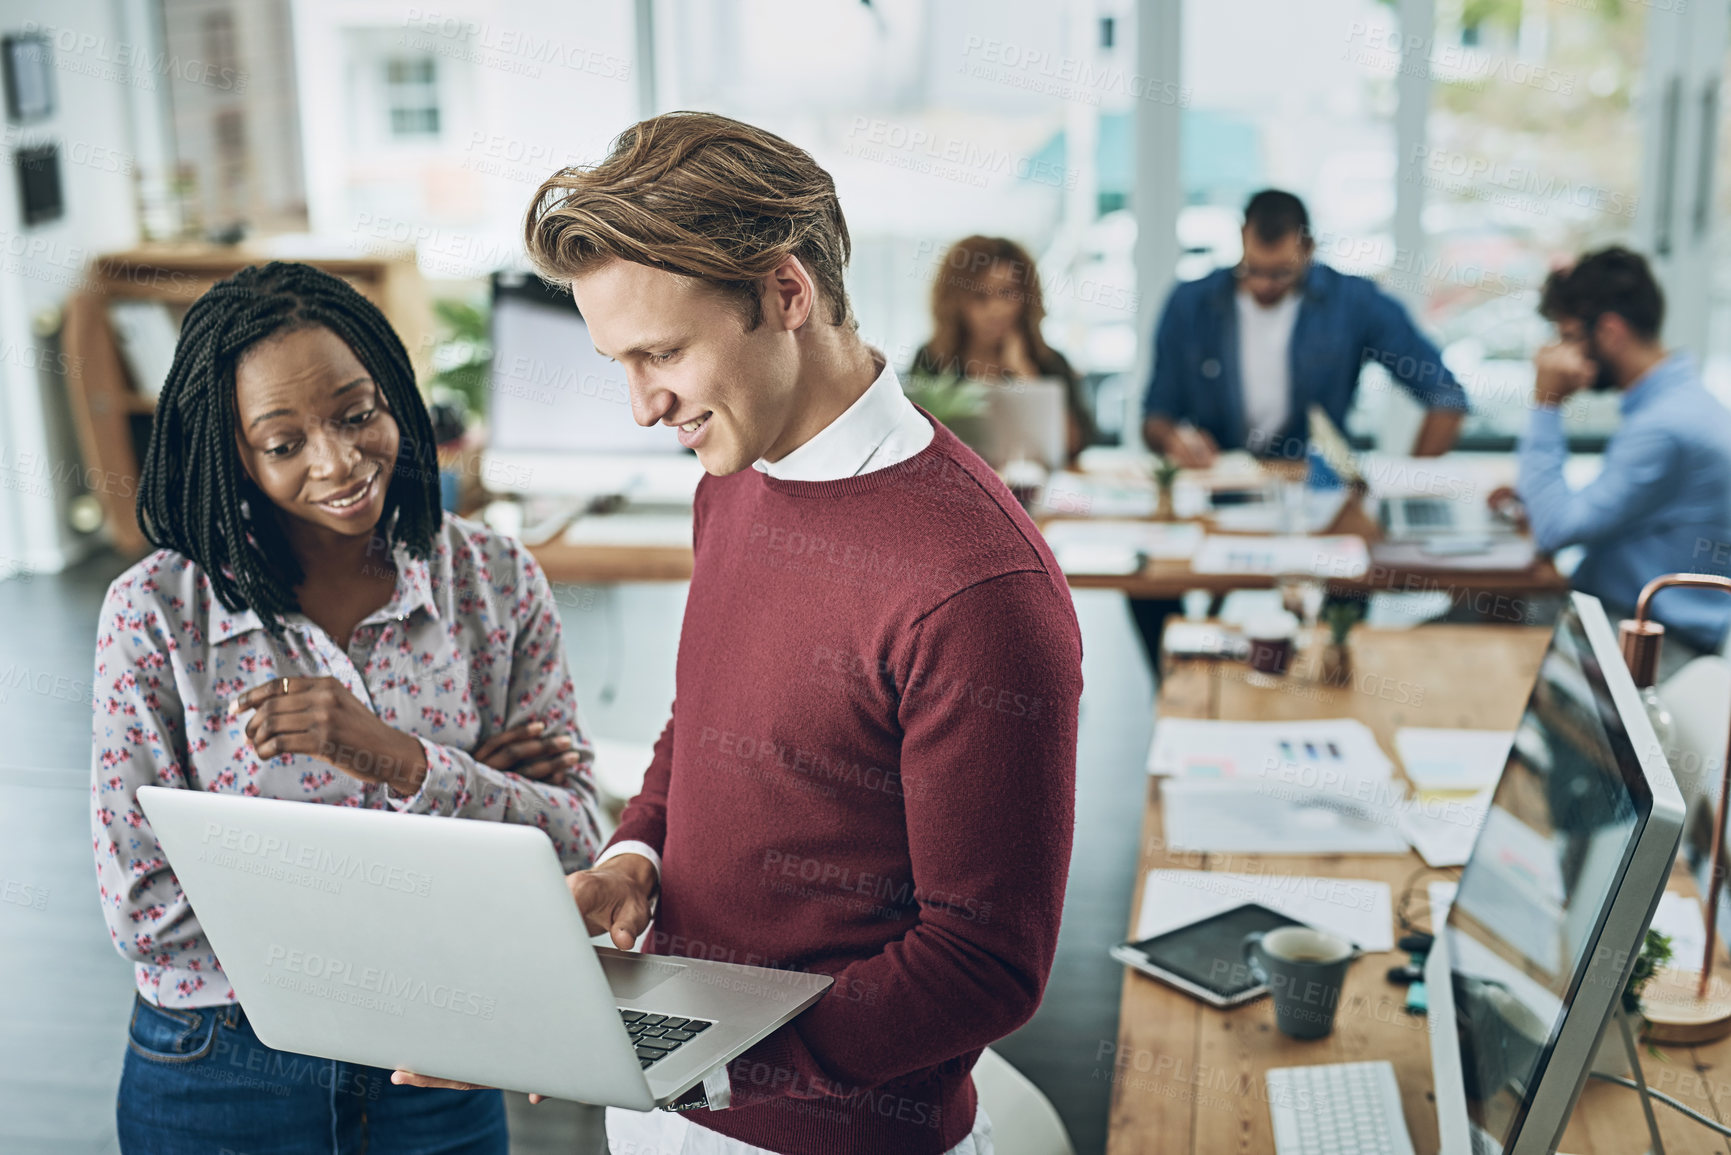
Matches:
[1318,600,1362,687]
[1151,456,1181,521]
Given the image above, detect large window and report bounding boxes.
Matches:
[385,58,441,139]
[1417,0,1646,448]
[659,0,1137,440]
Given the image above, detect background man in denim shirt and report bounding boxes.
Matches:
[1510,247,1731,670]
[1140,190,1469,466]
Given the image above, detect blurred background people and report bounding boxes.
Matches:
[1142,190,1469,467]
[910,235,1095,462]
[1509,247,1731,671]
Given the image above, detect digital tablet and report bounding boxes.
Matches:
[1109,902,1307,1008]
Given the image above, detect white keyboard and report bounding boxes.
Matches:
[1266,1061,1416,1155]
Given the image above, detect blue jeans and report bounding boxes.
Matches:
[116,994,508,1154]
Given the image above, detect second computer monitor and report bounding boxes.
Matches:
[1426,591,1684,1154]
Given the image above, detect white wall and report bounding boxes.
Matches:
[0,0,144,574]
[290,0,640,278]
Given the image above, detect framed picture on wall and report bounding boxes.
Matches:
[3,33,55,124]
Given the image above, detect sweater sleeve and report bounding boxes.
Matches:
[724,569,1082,1106]
[604,709,675,858]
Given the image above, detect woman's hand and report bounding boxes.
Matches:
[999,329,1040,379]
[389,1071,550,1105]
[473,721,584,787]
[231,676,427,795]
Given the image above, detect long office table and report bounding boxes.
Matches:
[1107,624,1731,1154]
[526,516,1569,601]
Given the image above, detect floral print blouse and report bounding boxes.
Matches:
[91,514,603,1008]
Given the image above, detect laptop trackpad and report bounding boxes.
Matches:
[600,952,687,1000]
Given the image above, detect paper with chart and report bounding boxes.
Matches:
[1146,717,1394,784]
[1191,534,1369,579]
[1134,869,1395,953]
[1394,728,1514,793]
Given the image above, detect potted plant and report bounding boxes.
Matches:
[1319,600,1362,687]
[1151,456,1181,522]
[902,372,991,452]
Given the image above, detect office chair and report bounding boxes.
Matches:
[972,1047,1076,1155]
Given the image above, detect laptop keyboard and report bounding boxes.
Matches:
[620,1009,714,1068]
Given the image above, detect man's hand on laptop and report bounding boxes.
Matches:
[568,853,658,949]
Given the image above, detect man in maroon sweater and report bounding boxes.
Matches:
[451,113,1079,1154]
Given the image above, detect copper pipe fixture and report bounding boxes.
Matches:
[1619,574,1731,999]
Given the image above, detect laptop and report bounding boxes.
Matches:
[135,786,832,1109]
[981,379,1068,471]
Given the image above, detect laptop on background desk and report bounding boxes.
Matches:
[136,787,830,1109]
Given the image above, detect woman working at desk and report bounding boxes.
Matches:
[91,261,604,1152]
[910,235,1095,462]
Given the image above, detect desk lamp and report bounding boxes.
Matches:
[1619,573,1731,1040]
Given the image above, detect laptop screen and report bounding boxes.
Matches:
[1444,601,1652,1150]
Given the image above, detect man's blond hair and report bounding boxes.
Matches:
[524,111,855,331]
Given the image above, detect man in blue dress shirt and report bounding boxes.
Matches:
[1515,246,1731,663]
[1141,189,1469,466]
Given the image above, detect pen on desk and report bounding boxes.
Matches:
[1280,740,1295,761]
[1328,741,1342,759]
[1304,741,1318,760]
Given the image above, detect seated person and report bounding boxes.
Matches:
[1141,189,1468,466]
[1511,246,1731,667]
[910,234,1095,462]
[93,261,604,1153]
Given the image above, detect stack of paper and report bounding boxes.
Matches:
[1041,520,1202,575]
[1394,728,1512,793]
[1192,534,1369,579]
[1390,728,1511,866]
[1147,718,1394,782]
[1160,778,1411,854]
[1135,869,1395,952]
[1039,473,1157,519]
[1396,789,1491,868]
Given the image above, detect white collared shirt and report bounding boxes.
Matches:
[750,350,935,481]
[1237,287,1300,453]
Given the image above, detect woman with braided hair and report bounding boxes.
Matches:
[92,261,603,1152]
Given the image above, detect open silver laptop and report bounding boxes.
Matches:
[135,786,831,1109]
[981,378,1068,470]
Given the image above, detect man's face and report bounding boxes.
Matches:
[1237,228,1312,307]
[573,259,803,475]
[1555,317,1619,393]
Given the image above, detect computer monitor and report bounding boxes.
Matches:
[483,271,702,501]
[486,271,676,455]
[1426,591,1685,1154]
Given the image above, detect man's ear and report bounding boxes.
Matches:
[763,254,816,332]
[1594,311,1630,352]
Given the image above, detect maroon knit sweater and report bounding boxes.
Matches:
[606,417,1083,1154]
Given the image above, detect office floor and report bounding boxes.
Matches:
[0,550,1154,1155]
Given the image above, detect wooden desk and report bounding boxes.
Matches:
[524,513,1568,600]
[1063,550,1569,602]
[527,538,693,584]
[1107,624,1731,1154]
